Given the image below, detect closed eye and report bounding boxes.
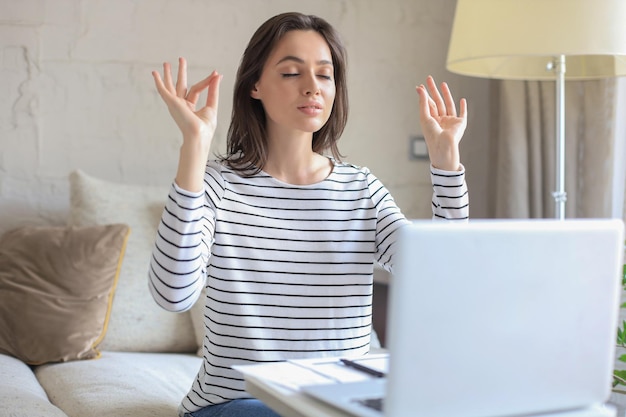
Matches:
[281,73,332,80]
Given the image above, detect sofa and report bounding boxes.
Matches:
[0,169,219,417]
[0,169,385,417]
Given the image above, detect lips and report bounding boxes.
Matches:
[298,102,323,110]
[297,102,323,116]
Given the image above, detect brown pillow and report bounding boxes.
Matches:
[0,224,130,365]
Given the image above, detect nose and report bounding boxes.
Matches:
[302,72,320,96]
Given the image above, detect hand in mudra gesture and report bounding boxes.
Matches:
[416,76,467,171]
[152,57,222,153]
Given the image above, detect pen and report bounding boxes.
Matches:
[340,358,386,378]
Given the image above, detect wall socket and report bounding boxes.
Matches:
[409,135,429,160]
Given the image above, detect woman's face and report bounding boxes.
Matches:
[251,30,336,139]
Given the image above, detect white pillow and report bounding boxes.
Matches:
[68,170,197,353]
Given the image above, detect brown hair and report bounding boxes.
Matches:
[221,12,349,173]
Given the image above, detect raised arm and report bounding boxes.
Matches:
[148,59,222,312]
[152,57,222,192]
[417,76,469,220]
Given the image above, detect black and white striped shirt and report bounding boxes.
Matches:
[148,158,469,415]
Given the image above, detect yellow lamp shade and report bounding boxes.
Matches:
[446,0,626,80]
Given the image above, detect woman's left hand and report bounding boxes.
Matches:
[416,76,467,171]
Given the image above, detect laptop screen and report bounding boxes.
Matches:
[386,219,624,417]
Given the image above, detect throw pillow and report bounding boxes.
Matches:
[68,170,197,353]
[0,224,130,365]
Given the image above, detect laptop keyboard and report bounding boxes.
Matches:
[354,397,384,412]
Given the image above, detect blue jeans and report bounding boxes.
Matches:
[184,399,282,417]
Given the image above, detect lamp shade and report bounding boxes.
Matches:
[446,0,626,80]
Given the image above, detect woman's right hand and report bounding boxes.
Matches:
[152,57,222,153]
[152,58,222,192]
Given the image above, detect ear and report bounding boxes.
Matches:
[250,83,261,100]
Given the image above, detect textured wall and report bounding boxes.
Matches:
[0,0,490,235]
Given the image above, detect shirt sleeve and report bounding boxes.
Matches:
[368,164,470,274]
[366,171,411,274]
[148,162,225,312]
[430,165,469,221]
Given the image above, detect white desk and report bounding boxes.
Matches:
[244,373,350,417]
[241,370,617,417]
[235,352,388,417]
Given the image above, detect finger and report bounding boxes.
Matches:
[187,70,218,105]
[428,96,438,119]
[426,76,446,116]
[440,82,457,117]
[206,73,222,110]
[176,57,187,97]
[459,98,467,120]
[163,62,175,92]
[416,84,430,119]
[152,70,168,99]
[416,84,438,121]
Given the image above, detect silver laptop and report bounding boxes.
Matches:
[303,219,624,417]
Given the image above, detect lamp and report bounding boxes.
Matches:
[446,0,626,219]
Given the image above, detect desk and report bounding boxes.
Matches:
[242,371,617,417]
[236,353,388,417]
[244,373,350,417]
[235,352,388,417]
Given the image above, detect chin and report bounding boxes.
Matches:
[304,119,330,133]
[293,124,324,134]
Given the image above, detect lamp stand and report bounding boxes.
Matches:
[551,55,567,220]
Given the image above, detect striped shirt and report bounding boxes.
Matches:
[148,158,469,415]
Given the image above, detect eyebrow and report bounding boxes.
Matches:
[275,55,333,66]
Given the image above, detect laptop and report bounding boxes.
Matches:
[302,219,624,417]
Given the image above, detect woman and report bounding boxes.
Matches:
[149,11,468,417]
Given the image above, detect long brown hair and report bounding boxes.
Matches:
[221,12,349,173]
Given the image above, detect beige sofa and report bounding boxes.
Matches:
[0,170,207,417]
[0,169,385,417]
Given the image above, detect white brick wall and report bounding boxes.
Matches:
[0,0,490,234]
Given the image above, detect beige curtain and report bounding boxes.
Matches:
[489,78,620,219]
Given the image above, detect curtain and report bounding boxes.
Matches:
[489,78,622,219]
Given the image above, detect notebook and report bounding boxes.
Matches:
[302,219,624,417]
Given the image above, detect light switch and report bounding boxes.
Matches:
[409,136,429,160]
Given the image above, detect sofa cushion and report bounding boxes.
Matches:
[35,351,201,417]
[0,353,68,417]
[69,170,197,353]
[0,224,129,365]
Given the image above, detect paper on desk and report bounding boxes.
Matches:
[233,361,335,391]
[233,353,389,392]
